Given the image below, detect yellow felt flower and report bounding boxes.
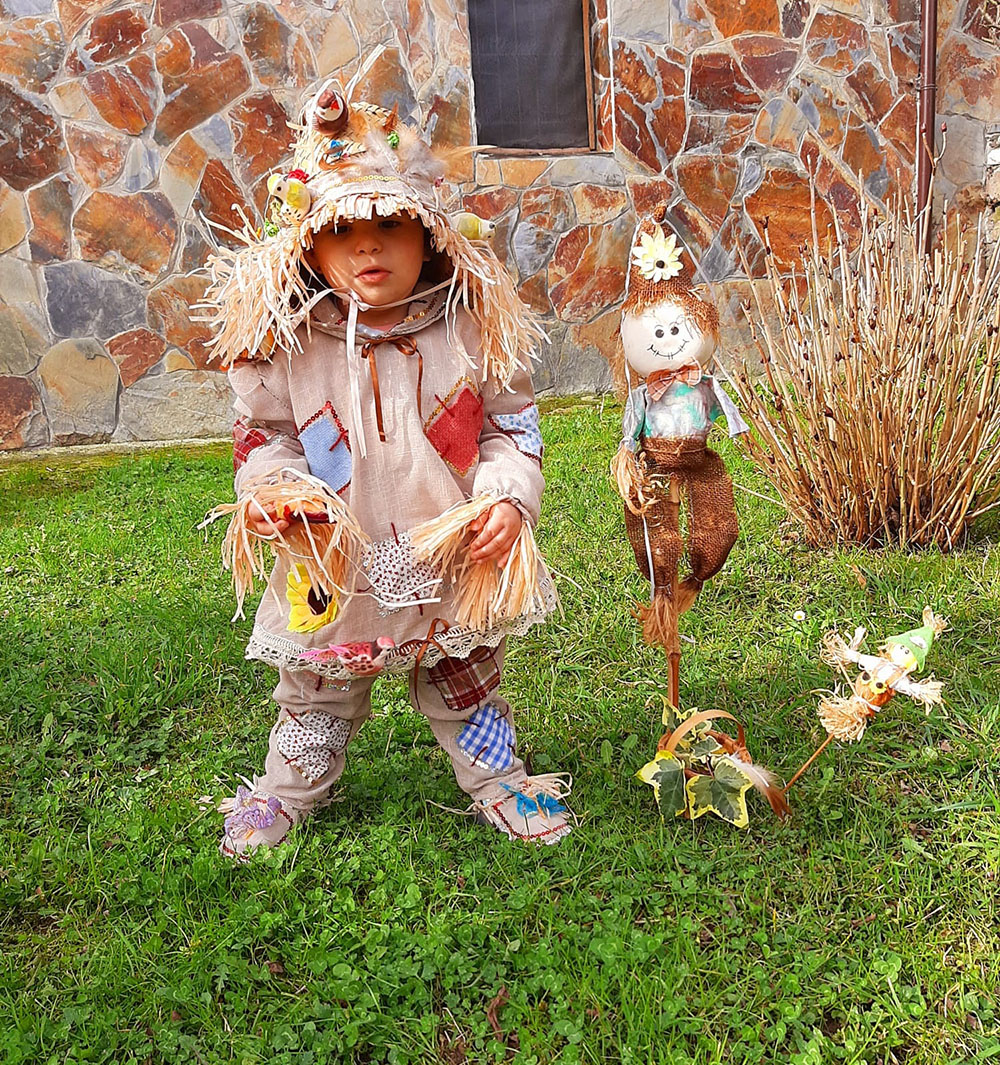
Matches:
[631,229,683,283]
[285,564,337,633]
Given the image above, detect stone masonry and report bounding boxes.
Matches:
[0,0,996,449]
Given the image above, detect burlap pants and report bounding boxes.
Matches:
[623,440,738,590]
[253,640,528,817]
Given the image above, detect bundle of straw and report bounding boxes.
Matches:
[610,444,650,515]
[732,184,1000,549]
[200,468,369,619]
[409,496,554,630]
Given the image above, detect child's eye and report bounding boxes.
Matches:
[379,219,401,230]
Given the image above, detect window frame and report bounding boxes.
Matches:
[469,0,599,157]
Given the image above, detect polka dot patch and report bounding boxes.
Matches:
[488,402,542,465]
[275,711,352,783]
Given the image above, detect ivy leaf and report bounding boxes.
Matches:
[637,753,687,819]
[658,696,684,733]
[685,756,753,828]
[688,733,723,761]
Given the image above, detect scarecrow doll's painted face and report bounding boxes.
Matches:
[620,298,717,380]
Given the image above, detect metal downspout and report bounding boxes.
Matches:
[916,0,938,253]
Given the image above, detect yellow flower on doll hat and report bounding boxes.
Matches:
[286,564,337,633]
[631,229,683,283]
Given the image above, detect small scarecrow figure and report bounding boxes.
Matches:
[818,607,947,740]
[784,607,947,792]
[611,204,748,703]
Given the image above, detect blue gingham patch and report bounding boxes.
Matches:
[456,702,515,772]
[488,402,542,465]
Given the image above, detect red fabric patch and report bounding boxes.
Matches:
[233,416,272,472]
[426,645,502,712]
[423,379,483,475]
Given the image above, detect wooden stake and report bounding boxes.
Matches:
[782,733,835,794]
[667,477,681,710]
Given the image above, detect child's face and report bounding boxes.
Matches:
[308,212,428,326]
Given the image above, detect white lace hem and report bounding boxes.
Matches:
[245,581,557,680]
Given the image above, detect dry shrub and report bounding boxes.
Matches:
[731,190,1000,549]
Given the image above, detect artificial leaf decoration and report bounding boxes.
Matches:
[685,756,752,829]
[659,697,684,733]
[638,702,789,827]
[688,731,724,761]
[636,752,687,819]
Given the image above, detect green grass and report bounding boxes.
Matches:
[1,401,998,1064]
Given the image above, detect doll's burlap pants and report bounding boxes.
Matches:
[253,640,527,818]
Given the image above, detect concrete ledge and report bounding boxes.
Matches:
[0,436,229,468]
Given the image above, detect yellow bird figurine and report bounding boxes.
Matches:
[266,169,311,226]
[454,212,496,241]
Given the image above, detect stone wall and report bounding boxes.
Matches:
[0,0,996,450]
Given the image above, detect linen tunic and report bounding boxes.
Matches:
[228,290,555,683]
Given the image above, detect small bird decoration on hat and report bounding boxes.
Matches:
[454,212,497,242]
[311,82,349,136]
[266,169,311,227]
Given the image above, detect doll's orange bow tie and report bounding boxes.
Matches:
[646,363,702,401]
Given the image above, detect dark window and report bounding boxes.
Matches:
[468,0,593,151]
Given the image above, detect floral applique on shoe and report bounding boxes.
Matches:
[218,783,296,861]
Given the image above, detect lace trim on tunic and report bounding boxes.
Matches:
[245,576,557,680]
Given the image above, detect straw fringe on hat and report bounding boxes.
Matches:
[198,56,544,390]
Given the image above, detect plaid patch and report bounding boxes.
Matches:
[423,378,484,475]
[488,401,543,465]
[233,416,273,471]
[457,702,515,772]
[426,645,501,711]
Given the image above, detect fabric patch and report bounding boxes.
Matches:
[456,702,515,772]
[297,402,352,493]
[488,402,543,465]
[275,711,353,784]
[423,378,483,476]
[233,416,273,471]
[361,532,441,612]
[427,645,502,712]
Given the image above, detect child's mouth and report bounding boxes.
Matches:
[356,268,389,283]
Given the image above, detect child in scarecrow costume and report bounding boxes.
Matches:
[610,205,749,650]
[201,63,571,857]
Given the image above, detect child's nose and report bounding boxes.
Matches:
[355,228,382,255]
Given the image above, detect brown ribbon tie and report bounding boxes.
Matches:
[360,334,422,443]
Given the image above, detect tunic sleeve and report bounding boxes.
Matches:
[228,356,310,496]
[473,364,545,525]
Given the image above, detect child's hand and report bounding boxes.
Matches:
[249,501,294,537]
[467,501,522,565]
